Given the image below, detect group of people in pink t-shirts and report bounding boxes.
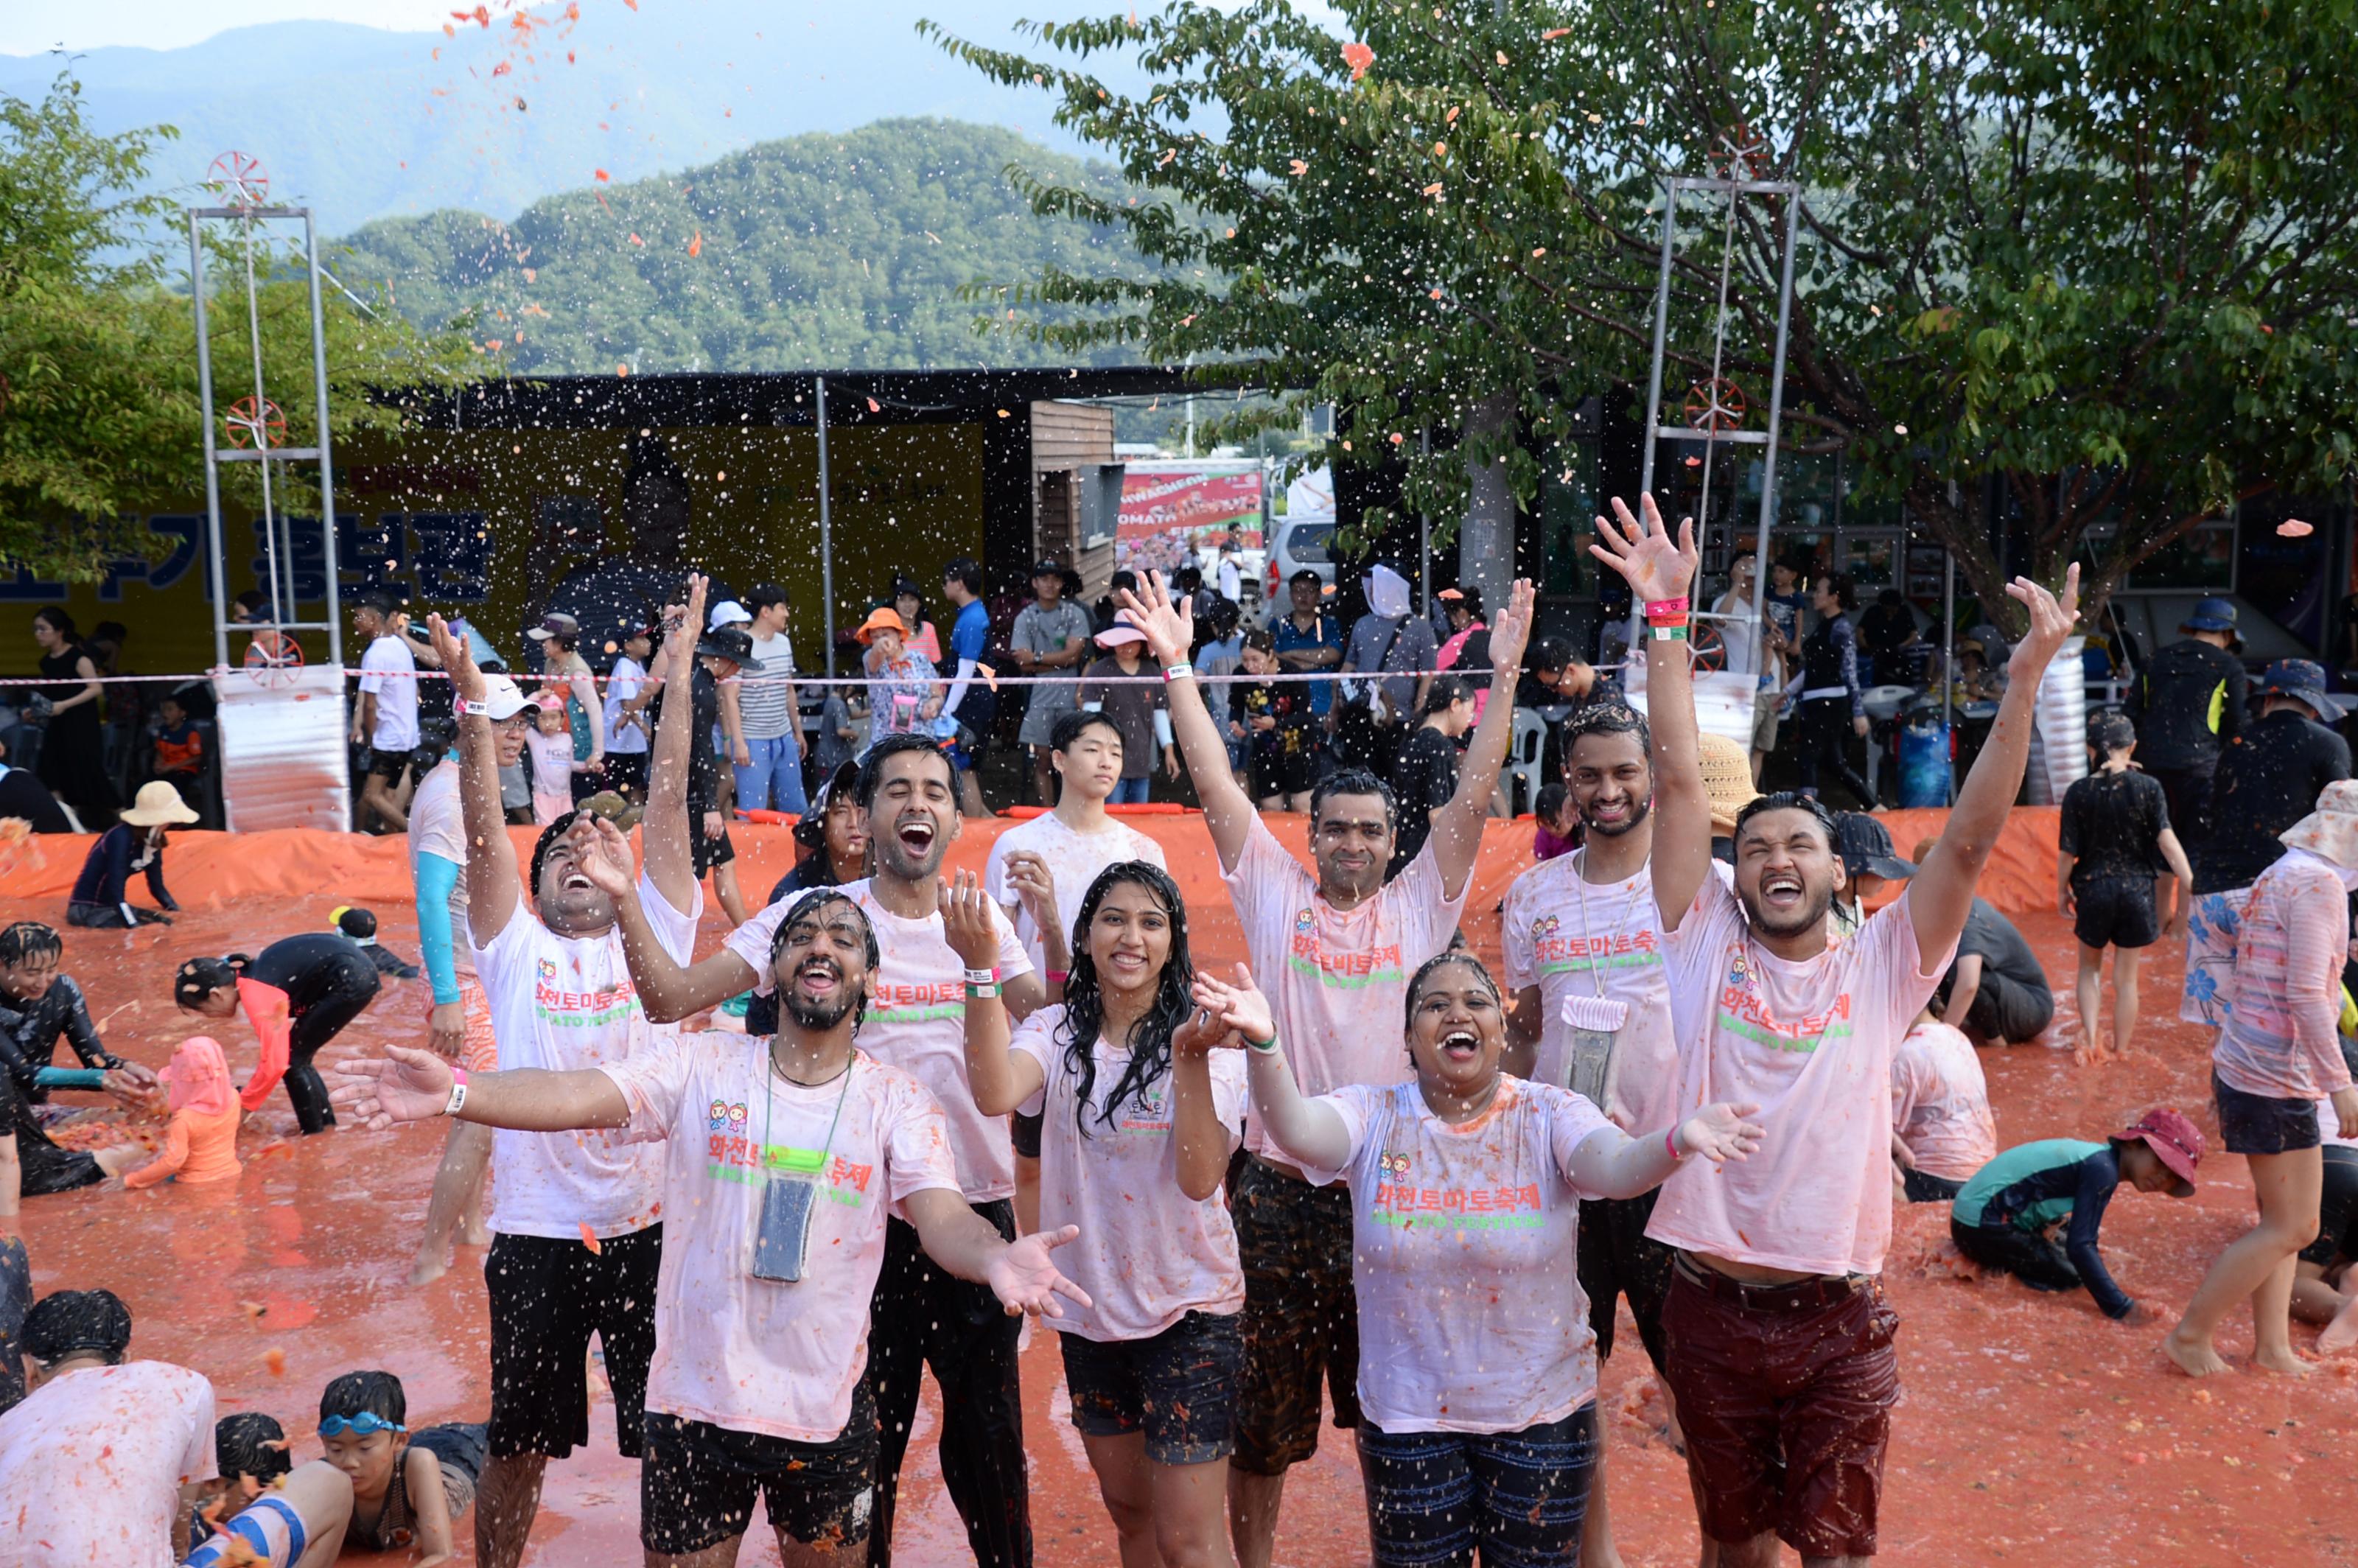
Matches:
[315,517,2071,1568]
[35,489,2356,1568]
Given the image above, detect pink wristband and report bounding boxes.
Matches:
[1665,1124,1682,1159]
[1644,598,1690,617]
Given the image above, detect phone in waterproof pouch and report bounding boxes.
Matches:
[1561,993,1629,1121]
[752,1177,820,1282]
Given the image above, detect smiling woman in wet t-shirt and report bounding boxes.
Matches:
[1209,950,1760,1568]
[948,860,1244,1568]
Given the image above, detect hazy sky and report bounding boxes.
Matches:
[2,0,452,56]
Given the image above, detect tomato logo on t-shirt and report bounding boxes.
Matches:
[536,957,559,981]
[1294,908,1317,932]
[1528,914,1561,939]
[1378,1149,1414,1178]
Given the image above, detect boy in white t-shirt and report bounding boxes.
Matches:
[1592,491,2078,1566]
[601,623,654,799]
[351,591,419,832]
[332,885,1088,1566]
[399,611,697,1568]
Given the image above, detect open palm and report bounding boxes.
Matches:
[1113,571,1194,665]
[330,1044,455,1129]
[1678,1101,1766,1165]
[2004,563,2082,685]
[987,1224,1094,1317]
[1588,494,1698,606]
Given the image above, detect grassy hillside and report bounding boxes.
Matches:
[332,118,1147,372]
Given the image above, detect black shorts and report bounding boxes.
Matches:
[1230,1156,1360,1474]
[1249,744,1314,801]
[638,1385,878,1557]
[486,1225,662,1460]
[2303,1147,2358,1267]
[688,808,736,878]
[366,747,413,784]
[1943,965,2054,1045]
[1011,1109,1043,1160]
[1902,1168,1966,1204]
[2074,875,2160,950]
[2212,1071,2321,1157]
[1576,1189,1673,1373]
[1059,1310,1245,1465]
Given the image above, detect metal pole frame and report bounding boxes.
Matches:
[189,203,343,669]
[816,375,837,678]
[1631,175,1804,676]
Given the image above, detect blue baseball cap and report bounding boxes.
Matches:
[2180,597,2239,634]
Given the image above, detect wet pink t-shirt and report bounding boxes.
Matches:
[1297,1076,1612,1432]
[2216,850,2357,1102]
[1502,849,1682,1135]
[1648,878,1953,1276]
[603,1038,962,1443]
[1889,1020,1998,1181]
[724,878,1032,1201]
[1011,1005,1246,1340]
[984,811,1168,976]
[1224,821,1466,1163]
[0,1360,214,1567]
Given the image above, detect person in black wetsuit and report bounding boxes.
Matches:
[66,782,197,928]
[2191,658,2352,899]
[175,935,380,1135]
[0,922,152,1194]
[1949,1109,2203,1322]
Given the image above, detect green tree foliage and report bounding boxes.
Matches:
[933,0,2358,627]
[335,119,1155,374]
[0,73,464,583]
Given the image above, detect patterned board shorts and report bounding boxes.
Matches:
[2180,886,2252,1029]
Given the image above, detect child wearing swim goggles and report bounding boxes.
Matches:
[315,1371,486,1567]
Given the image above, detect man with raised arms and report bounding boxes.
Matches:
[1116,568,1533,1568]
[601,707,1048,1568]
[1590,494,2078,1568]
[1501,699,1693,1568]
[394,606,704,1568]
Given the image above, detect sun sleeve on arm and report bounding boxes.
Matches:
[416,853,463,1006]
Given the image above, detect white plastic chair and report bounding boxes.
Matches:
[1504,708,1550,816]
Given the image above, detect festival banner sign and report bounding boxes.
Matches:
[1115,464,1265,577]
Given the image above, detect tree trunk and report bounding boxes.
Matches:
[1902,475,2023,640]
[1460,393,1516,617]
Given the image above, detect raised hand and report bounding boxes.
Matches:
[1113,570,1194,666]
[1587,494,1698,606]
[938,869,1001,969]
[330,1043,457,1129]
[1488,578,1539,676]
[577,816,638,900]
[985,1223,1094,1318]
[1001,851,1058,939]
[665,575,711,668]
[2003,563,2082,685]
[1676,1101,1766,1165]
[1191,962,1276,1046]
[427,614,486,708]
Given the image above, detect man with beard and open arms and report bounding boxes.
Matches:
[1591,494,2079,1568]
[604,721,1047,1568]
[410,604,701,1568]
[1116,568,1534,1568]
[332,875,1089,1568]
[1501,699,1693,1568]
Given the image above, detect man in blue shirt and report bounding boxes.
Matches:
[1269,568,1343,721]
[940,557,996,816]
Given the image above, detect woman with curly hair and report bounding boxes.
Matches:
[947,859,1243,1568]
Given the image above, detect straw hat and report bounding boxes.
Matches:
[854,607,909,645]
[119,780,199,828]
[2280,778,2358,869]
[1696,732,1760,835]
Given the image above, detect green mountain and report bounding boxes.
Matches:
[331,117,1147,373]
